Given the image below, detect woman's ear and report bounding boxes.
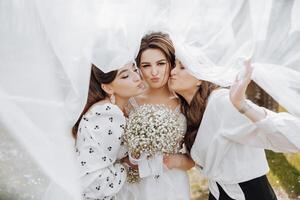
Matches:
[196,80,202,87]
[101,83,114,95]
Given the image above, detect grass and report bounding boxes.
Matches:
[266,151,300,199]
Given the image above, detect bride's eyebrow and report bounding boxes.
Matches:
[156,59,167,63]
[141,59,167,65]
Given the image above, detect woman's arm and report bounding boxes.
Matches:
[77,142,127,199]
[76,104,128,199]
[163,153,195,171]
[226,59,300,152]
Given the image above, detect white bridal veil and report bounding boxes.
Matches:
[0,0,299,199]
[165,0,300,117]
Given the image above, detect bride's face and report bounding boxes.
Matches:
[169,60,200,95]
[109,62,145,98]
[139,48,170,89]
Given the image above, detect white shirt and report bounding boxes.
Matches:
[191,89,300,200]
[75,103,128,200]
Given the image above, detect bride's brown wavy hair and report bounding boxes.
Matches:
[177,82,218,153]
[72,64,118,139]
[135,32,175,69]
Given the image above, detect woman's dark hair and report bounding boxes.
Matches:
[178,82,218,153]
[72,64,118,138]
[135,32,175,68]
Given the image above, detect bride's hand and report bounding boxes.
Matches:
[121,156,138,170]
[163,154,195,171]
[230,59,253,109]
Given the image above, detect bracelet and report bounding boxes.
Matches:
[261,107,268,118]
[129,151,147,165]
[237,100,252,114]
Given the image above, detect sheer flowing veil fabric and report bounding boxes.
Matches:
[1,0,300,199]
[0,0,93,199]
[163,0,300,117]
[0,0,151,199]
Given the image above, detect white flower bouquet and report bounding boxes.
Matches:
[123,104,185,183]
[124,104,185,159]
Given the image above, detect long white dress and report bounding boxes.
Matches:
[75,103,130,200]
[191,88,300,199]
[122,98,190,200]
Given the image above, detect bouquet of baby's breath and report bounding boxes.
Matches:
[124,104,185,161]
[123,104,185,183]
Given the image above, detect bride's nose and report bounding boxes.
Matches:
[151,66,159,76]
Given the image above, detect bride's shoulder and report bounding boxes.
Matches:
[133,94,146,105]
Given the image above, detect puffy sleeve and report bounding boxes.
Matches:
[212,89,300,153]
[75,104,127,200]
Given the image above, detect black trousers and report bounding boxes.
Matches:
[208,175,277,200]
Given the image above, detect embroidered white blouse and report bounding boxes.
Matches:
[75,103,128,200]
[191,88,300,200]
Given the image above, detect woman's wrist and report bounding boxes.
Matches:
[236,101,268,122]
[235,100,252,114]
[163,154,195,170]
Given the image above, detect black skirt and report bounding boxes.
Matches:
[208,175,277,200]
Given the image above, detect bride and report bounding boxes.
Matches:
[123,32,195,200]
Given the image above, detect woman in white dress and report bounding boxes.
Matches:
[72,62,145,200]
[125,32,194,200]
[168,59,300,200]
